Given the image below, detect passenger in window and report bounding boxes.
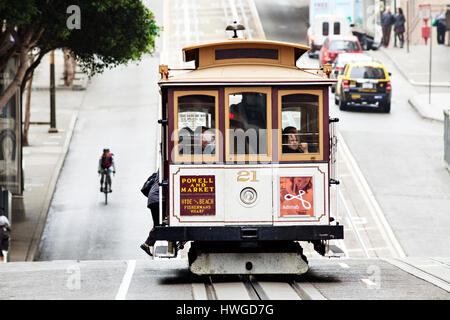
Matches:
[282,126,308,153]
[178,127,194,155]
[200,126,216,155]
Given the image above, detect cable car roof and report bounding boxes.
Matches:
[159,64,335,86]
[159,39,335,86]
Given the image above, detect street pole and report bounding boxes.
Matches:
[429,22,432,105]
[406,0,409,53]
[394,0,397,47]
[49,50,58,133]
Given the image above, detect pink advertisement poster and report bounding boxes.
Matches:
[280,177,314,217]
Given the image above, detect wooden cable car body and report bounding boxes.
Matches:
[155,38,343,275]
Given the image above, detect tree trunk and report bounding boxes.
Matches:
[63,49,75,87]
[22,69,34,147]
[0,48,28,110]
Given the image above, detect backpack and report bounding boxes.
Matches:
[101,154,113,168]
[141,172,158,197]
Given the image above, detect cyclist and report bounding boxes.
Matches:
[98,148,116,192]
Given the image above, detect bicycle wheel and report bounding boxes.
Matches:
[104,179,109,205]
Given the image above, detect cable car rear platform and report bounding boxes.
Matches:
[153,225,343,241]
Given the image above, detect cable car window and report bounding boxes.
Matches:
[215,48,278,60]
[226,88,271,161]
[322,22,329,36]
[279,92,321,160]
[175,93,218,161]
[334,22,340,35]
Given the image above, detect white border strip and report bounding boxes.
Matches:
[115,260,137,300]
[338,131,406,258]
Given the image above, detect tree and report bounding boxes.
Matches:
[0,0,160,108]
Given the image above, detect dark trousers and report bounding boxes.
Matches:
[145,202,165,246]
[100,170,111,188]
[437,28,446,44]
[395,32,404,47]
[382,25,392,47]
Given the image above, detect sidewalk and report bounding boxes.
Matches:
[32,50,88,90]
[9,52,89,261]
[376,44,450,122]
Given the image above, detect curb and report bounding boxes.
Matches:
[407,96,443,123]
[25,111,79,261]
[378,48,450,88]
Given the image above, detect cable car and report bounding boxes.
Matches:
[153,27,343,275]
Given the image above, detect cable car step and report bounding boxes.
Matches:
[325,244,345,258]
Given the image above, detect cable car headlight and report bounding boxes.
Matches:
[240,187,257,205]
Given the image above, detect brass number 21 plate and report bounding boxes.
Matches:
[237,170,259,182]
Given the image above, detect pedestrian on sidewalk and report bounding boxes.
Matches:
[381,6,396,48]
[0,216,11,263]
[140,170,165,256]
[394,8,406,48]
[433,8,447,45]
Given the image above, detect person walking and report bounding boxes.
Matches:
[0,216,11,263]
[433,8,447,45]
[394,8,406,48]
[381,6,396,48]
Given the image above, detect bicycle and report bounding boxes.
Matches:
[100,168,113,204]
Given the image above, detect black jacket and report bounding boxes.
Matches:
[0,225,10,251]
[394,14,405,32]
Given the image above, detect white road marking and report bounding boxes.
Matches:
[228,0,240,23]
[339,192,371,258]
[192,283,208,300]
[338,131,406,258]
[384,258,450,292]
[361,278,377,287]
[247,0,266,39]
[339,262,350,269]
[115,260,136,300]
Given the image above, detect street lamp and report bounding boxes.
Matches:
[49,50,57,133]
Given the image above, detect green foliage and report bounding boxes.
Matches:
[1,0,160,76]
[0,0,39,26]
[64,0,161,76]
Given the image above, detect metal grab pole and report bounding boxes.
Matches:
[49,50,58,133]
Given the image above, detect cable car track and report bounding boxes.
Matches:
[194,275,327,300]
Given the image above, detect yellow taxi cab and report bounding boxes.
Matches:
[335,60,392,112]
